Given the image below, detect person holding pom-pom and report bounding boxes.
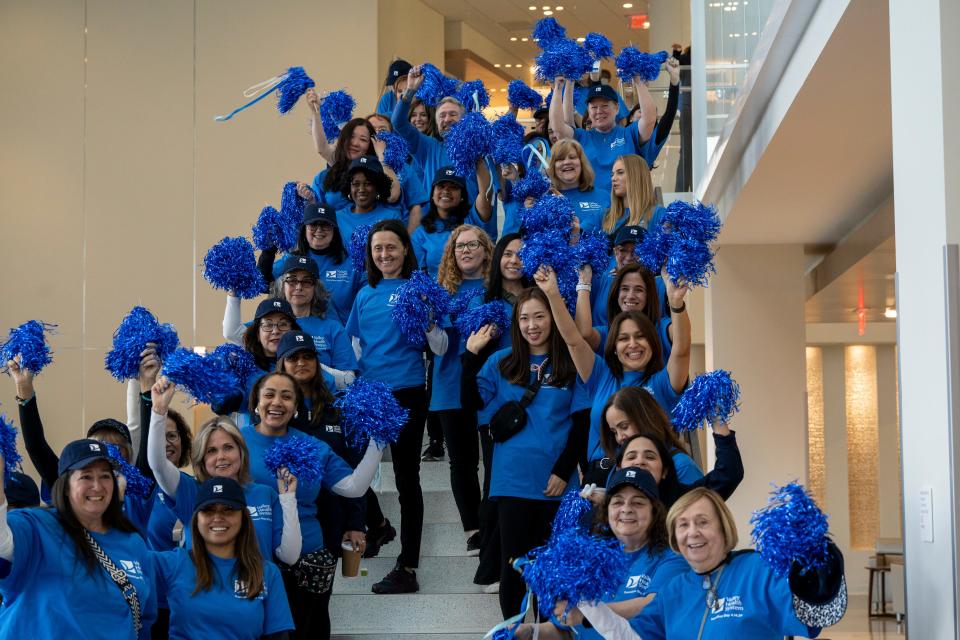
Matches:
[375,59,412,117]
[475,157,530,238]
[334,156,405,252]
[604,153,665,235]
[409,98,440,140]
[546,138,608,231]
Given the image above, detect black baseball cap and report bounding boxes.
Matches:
[612,225,645,247]
[5,472,40,508]
[605,467,660,501]
[431,166,467,192]
[302,202,336,226]
[86,418,132,445]
[586,83,619,104]
[254,298,297,321]
[347,155,385,176]
[58,439,117,476]
[277,330,318,361]
[193,477,247,513]
[384,59,413,87]
[279,254,320,279]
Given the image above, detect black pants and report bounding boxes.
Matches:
[437,408,481,532]
[365,486,385,526]
[474,425,500,585]
[424,352,444,446]
[281,570,333,640]
[392,385,429,568]
[497,497,561,619]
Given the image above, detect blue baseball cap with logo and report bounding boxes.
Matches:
[57,439,117,476]
[254,298,297,322]
[302,202,337,226]
[586,83,619,104]
[431,166,467,192]
[612,225,645,247]
[193,477,247,513]
[277,330,318,361]
[605,467,660,501]
[384,59,413,87]
[279,254,320,279]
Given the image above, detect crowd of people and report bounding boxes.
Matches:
[0,35,845,640]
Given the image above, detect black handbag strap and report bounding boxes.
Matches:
[83,530,142,635]
[519,357,549,408]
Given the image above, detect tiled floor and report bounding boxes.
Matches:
[818,595,905,639]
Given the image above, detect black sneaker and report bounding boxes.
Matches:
[466,531,481,557]
[421,439,445,461]
[364,519,397,559]
[372,562,419,594]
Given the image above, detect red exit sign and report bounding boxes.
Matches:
[630,14,650,29]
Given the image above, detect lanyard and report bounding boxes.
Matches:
[697,563,726,640]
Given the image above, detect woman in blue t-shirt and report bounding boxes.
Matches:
[546,138,608,230]
[475,158,528,238]
[335,156,405,251]
[156,477,294,640]
[0,440,157,639]
[603,154,665,235]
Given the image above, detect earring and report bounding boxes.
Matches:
[254,408,260,415]
[294,411,299,419]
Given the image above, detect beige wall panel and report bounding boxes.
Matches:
[876,344,902,538]
[377,0,445,86]
[81,351,130,433]
[193,0,378,349]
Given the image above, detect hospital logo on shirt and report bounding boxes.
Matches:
[313,336,329,350]
[119,559,145,580]
[578,202,601,211]
[234,579,267,601]
[624,573,651,595]
[247,504,272,520]
[708,594,744,620]
[325,269,349,282]
[609,137,626,150]
[388,293,400,306]
[326,424,342,434]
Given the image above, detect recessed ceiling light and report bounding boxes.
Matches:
[623,2,634,7]
[494,63,502,67]
[510,37,518,41]
[500,88,507,92]
[576,36,586,42]
[555,5,564,9]
[504,63,513,68]
[543,10,553,15]
[642,20,650,28]
[528,5,537,9]
[542,5,550,9]
[521,37,529,41]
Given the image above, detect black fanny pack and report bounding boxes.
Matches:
[489,359,547,443]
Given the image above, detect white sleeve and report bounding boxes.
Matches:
[425,325,448,356]
[126,379,141,463]
[222,295,245,344]
[331,439,384,498]
[318,363,356,390]
[274,492,303,565]
[0,503,12,561]
[578,602,641,640]
[147,409,182,497]
[351,336,362,360]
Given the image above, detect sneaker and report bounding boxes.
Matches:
[372,562,419,594]
[466,531,481,557]
[421,439,445,461]
[483,582,500,594]
[364,519,397,559]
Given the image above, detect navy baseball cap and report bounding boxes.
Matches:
[431,166,467,192]
[384,59,413,87]
[302,202,336,226]
[586,83,619,104]
[58,439,117,476]
[612,225,645,247]
[4,472,40,507]
[193,477,246,513]
[277,330,318,361]
[254,298,296,321]
[279,254,320,279]
[606,467,660,501]
[86,418,132,445]
[347,155,385,176]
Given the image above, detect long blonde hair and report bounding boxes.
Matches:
[547,139,595,192]
[437,224,494,294]
[603,154,656,233]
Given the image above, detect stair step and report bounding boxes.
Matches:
[334,555,486,595]
[363,522,476,559]
[376,490,464,525]
[329,593,501,634]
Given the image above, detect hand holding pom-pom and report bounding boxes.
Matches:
[750,482,830,578]
[334,378,409,450]
[264,436,324,485]
[203,236,266,299]
[104,443,154,500]
[0,320,56,376]
[671,369,740,433]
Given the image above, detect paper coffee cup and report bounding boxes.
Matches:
[341,541,362,577]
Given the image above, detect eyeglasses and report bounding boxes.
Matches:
[165,431,181,443]
[260,321,292,333]
[283,277,316,289]
[455,240,482,252]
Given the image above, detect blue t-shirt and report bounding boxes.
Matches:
[294,315,358,372]
[573,124,647,198]
[477,350,580,500]
[313,161,427,221]
[346,278,428,390]
[576,546,687,640]
[590,267,618,328]
[157,549,293,640]
[673,450,704,484]
[376,90,397,117]
[272,251,363,326]
[561,187,608,232]
[501,197,525,237]
[632,551,819,640]
[241,425,353,554]
[583,353,684,461]
[0,508,157,640]
[411,210,489,279]
[170,472,282,563]
[336,203,404,256]
[146,488,179,551]
[430,278,486,411]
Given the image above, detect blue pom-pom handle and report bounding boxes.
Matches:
[276,67,315,114]
[320,90,356,141]
[104,443,154,500]
[0,320,56,375]
[390,271,452,346]
[507,80,543,111]
[616,48,668,82]
[162,348,239,406]
[334,378,409,450]
[671,369,740,433]
[445,112,492,179]
[455,79,490,112]
[750,482,830,577]
[0,410,23,475]
[105,306,180,382]
[376,131,409,174]
[203,236,266,300]
[252,205,299,252]
[263,435,325,485]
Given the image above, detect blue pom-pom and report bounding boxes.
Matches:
[519,230,579,314]
[671,369,740,433]
[521,528,629,616]
[520,193,573,234]
[263,435,325,485]
[490,114,526,166]
[535,39,594,83]
[551,489,594,538]
[662,200,722,243]
[0,411,22,475]
[376,131,409,174]
[208,343,259,387]
[635,225,671,274]
[319,90,356,140]
[532,17,567,47]
[390,271,452,346]
[280,181,306,224]
[416,63,459,107]
[584,33,614,60]
[573,229,611,274]
[455,80,490,112]
[445,112,492,178]
[202,236,266,299]
[334,378,409,450]
[507,80,543,111]
[665,237,715,288]
[276,67,315,114]
[750,482,830,577]
[104,306,180,382]
[104,442,154,500]
[252,205,299,252]
[491,629,515,640]
[349,224,372,275]
[448,287,486,317]
[636,200,720,287]
[511,171,551,204]
[615,48,668,82]
[454,300,508,337]
[0,320,56,375]
[161,348,238,406]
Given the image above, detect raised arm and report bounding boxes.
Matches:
[561,77,576,127]
[307,90,336,165]
[631,75,657,144]
[474,157,495,220]
[533,266,595,382]
[550,77,575,141]
[653,58,681,146]
[391,67,424,154]
[147,377,182,497]
[222,294,245,344]
[575,265,603,350]
[663,271,691,393]
[135,346,161,477]
[331,441,384,498]
[0,456,12,561]
[372,136,403,204]
[8,357,58,488]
